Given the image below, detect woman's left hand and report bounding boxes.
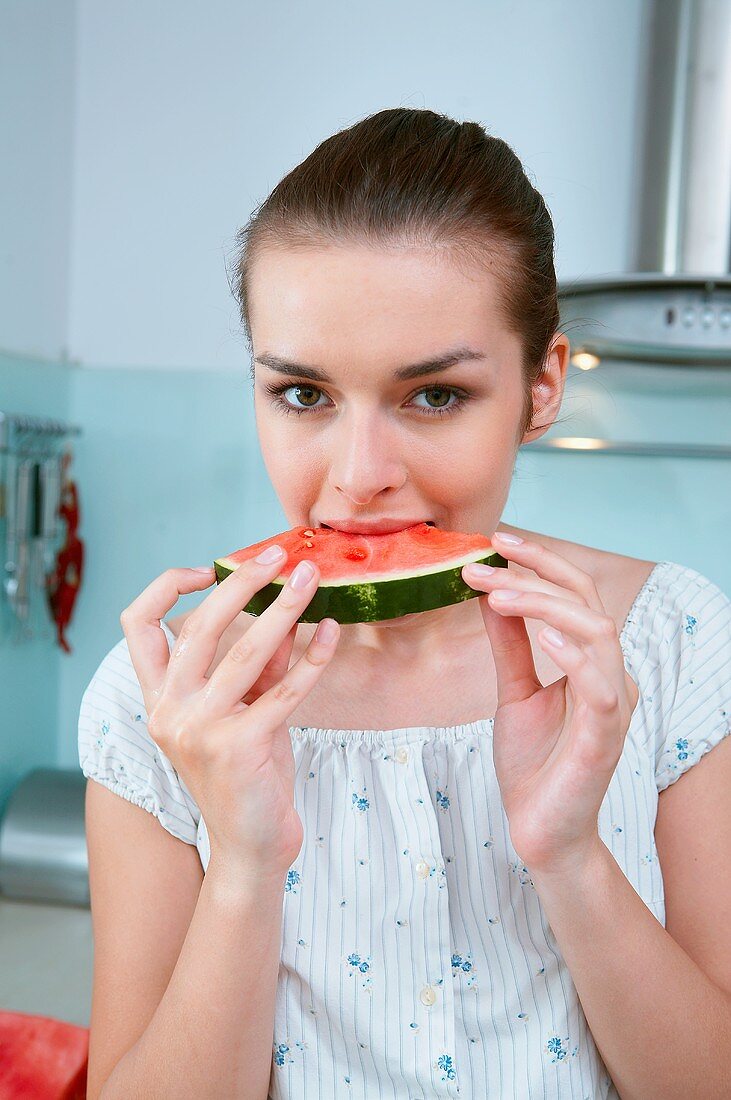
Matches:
[462,533,640,878]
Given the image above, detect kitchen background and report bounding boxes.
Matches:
[1,0,729,1049]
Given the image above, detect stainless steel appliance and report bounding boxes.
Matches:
[532,0,731,461]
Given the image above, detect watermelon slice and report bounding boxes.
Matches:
[213,522,508,624]
[0,1010,89,1100]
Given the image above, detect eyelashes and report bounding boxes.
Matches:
[262,380,473,420]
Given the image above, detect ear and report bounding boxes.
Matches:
[521,332,570,444]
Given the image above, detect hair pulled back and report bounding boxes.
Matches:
[228,107,561,435]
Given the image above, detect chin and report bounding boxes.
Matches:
[339,611,421,627]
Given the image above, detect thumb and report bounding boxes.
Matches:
[478,594,542,707]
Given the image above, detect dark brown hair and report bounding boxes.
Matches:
[228,107,562,436]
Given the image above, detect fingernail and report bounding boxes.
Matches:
[316,618,338,644]
[543,626,565,647]
[290,560,315,588]
[256,544,285,563]
[193,566,214,573]
[493,531,524,544]
[491,588,520,600]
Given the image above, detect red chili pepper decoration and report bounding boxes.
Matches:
[46,453,84,654]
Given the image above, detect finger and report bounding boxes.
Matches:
[477,593,542,707]
[490,533,606,613]
[201,560,337,717]
[537,627,626,749]
[240,622,298,707]
[463,563,587,607]
[212,617,340,747]
[120,567,217,704]
[165,549,291,693]
[486,588,625,675]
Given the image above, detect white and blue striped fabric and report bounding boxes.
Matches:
[78,559,731,1099]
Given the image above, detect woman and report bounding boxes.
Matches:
[79,108,731,1099]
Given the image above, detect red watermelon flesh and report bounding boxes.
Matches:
[213,522,509,625]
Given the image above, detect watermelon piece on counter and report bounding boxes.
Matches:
[0,1009,89,1099]
[213,522,508,624]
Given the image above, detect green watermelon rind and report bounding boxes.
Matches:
[213,547,509,624]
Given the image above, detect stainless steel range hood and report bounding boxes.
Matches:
[557,0,731,372]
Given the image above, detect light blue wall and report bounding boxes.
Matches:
[0,0,75,815]
[0,352,73,813]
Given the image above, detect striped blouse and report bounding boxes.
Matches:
[78,559,731,1099]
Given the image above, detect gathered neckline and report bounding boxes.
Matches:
[160,560,673,739]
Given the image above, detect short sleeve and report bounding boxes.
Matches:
[633,564,731,793]
[78,633,201,845]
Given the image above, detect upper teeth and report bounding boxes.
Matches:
[319,521,436,530]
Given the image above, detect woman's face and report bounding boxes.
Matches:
[248,242,567,655]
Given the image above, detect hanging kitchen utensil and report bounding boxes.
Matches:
[38,453,63,640]
[47,451,84,654]
[2,448,18,621]
[15,458,33,640]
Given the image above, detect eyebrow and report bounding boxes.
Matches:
[254,345,488,384]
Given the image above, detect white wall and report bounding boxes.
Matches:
[0,0,76,360]
[68,0,650,371]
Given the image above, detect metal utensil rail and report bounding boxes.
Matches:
[0,411,82,454]
[526,438,731,458]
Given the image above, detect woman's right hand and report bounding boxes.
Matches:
[119,550,340,885]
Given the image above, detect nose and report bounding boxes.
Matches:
[327,407,406,503]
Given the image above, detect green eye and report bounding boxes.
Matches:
[264,382,472,419]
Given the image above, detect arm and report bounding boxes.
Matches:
[84,779,283,1100]
[530,839,731,1100]
[100,855,284,1100]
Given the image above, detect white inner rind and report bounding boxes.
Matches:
[214,546,499,584]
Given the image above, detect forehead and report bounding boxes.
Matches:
[248,244,512,366]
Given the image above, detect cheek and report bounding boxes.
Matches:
[258,419,324,495]
[436,402,520,467]
[421,436,515,502]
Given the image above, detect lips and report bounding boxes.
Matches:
[318,519,436,536]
